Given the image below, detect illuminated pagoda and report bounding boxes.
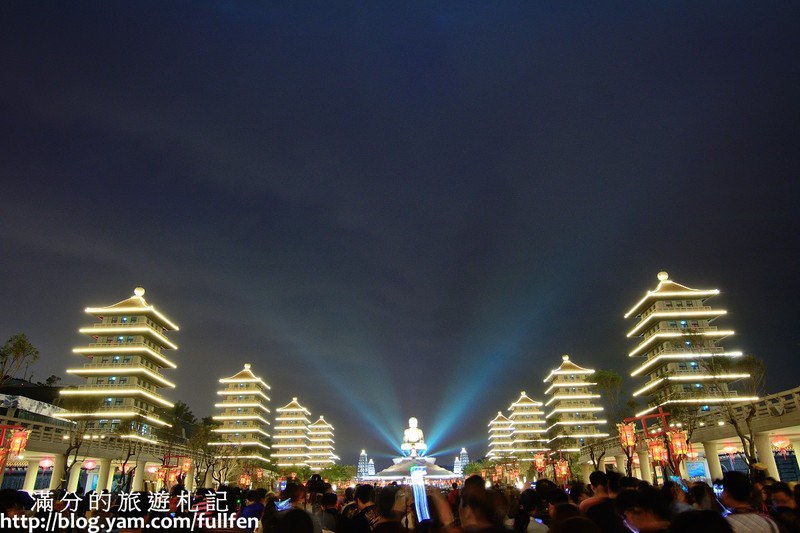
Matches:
[357,450,370,478]
[271,397,311,468]
[543,355,608,452]
[367,459,376,476]
[508,392,548,462]
[486,412,515,459]
[453,455,462,476]
[459,447,470,469]
[625,271,755,417]
[307,416,339,471]
[209,363,272,464]
[62,287,178,442]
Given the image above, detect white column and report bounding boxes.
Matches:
[96,459,112,492]
[615,454,626,473]
[703,442,724,480]
[105,465,117,491]
[582,463,592,484]
[132,460,147,491]
[637,451,653,483]
[755,434,780,480]
[67,462,82,492]
[22,460,39,492]
[185,465,195,491]
[49,455,66,490]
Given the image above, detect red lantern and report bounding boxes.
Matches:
[239,473,252,487]
[772,436,792,459]
[618,423,637,449]
[39,458,54,469]
[83,460,97,471]
[533,453,547,473]
[668,430,689,458]
[555,459,570,482]
[168,471,178,484]
[8,430,29,456]
[256,469,264,481]
[647,438,667,464]
[181,458,191,472]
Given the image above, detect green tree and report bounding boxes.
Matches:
[594,369,624,425]
[0,334,40,388]
[320,464,357,483]
[57,394,103,490]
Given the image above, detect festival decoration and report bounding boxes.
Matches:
[647,438,667,463]
[618,423,637,449]
[533,453,547,473]
[772,436,791,459]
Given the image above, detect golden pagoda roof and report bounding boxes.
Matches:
[624,271,720,319]
[85,287,179,330]
[276,397,311,414]
[219,363,271,389]
[543,354,595,382]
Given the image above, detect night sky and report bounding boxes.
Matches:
[2,2,799,468]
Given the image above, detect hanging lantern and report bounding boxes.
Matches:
[256,469,264,481]
[181,458,191,472]
[647,438,667,463]
[533,453,547,473]
[83,459,97,471]
[668,430,689,458]
[239,473,252,487]
[39,458,54,469]
[157,468,167,480]
[7,430,30,456]
[555,459,570,481]
[618,423,637,449]
[168,471,178,484]
[772,436,792,459]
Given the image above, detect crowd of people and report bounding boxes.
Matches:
[0,469,799,532]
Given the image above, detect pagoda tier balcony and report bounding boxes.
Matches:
[631,348,743,376]
[629,328,734,357]
[80,323,177,350]
[634,373,750,397]
[629,306,724,336]
[67,362,175,388]
[73,343,176,369]
[60,383,174,407]
[59,405,171,427]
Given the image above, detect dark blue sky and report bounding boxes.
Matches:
[1,2,799,467]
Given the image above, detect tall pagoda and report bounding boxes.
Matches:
[307,416,339,471]
[508,392,548,462]
[543,355,608,452]
[625,271,754,417]
[271,397,311,468]
[209,363,272,464]
[486,411,515,459]
[62,287,178,442]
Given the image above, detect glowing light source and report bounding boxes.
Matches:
[618,423,637,449]
[39,458,54,468]
[647,438,667,463]
[83,460,97,470]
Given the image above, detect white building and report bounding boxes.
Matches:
[357,450,369,478]
[508,392,548,461]
[487,411,515,459]
[625,272,755,417]
[543,355,608,452]
[62,287,178,442]
[209,363,271,464]
[307,416,339,471]
[271,397,311,468]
